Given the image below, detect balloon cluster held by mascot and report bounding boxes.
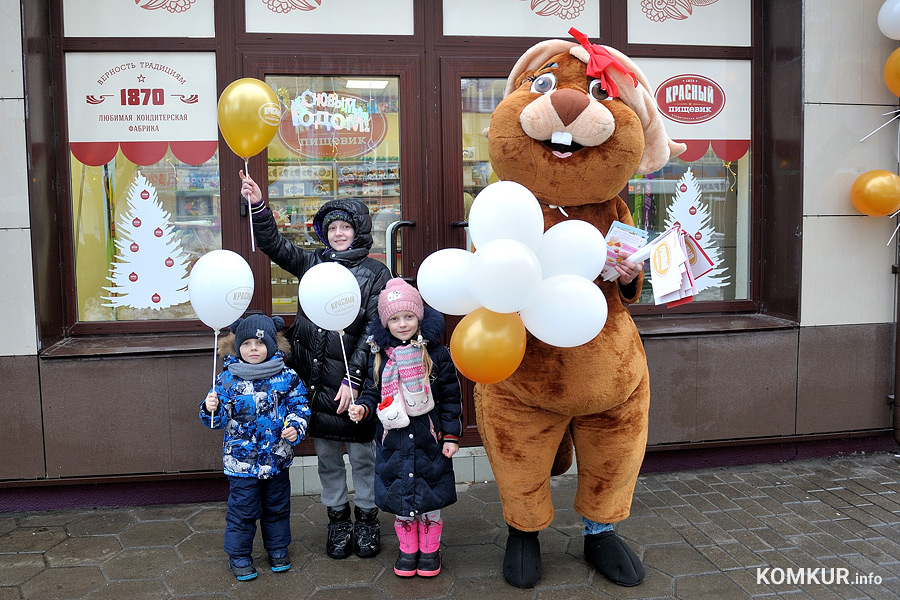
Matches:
[478,28,685,588]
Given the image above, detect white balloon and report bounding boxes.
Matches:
[298,262,361,331]
[879,0,900,39]
[468,181,544,251]
[537,219,607,280]
[519,275,608,347]
[417,248,481,315]
[188,249,254,331]
[468,239,542,313]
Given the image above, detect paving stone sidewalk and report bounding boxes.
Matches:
[1,451,899,599]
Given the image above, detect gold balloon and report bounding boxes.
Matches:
[217,78,281,159]
[885,48,900,97]
[449,308,527,384]
[850,169,900,217]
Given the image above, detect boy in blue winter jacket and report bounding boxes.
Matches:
[201,313,310,581]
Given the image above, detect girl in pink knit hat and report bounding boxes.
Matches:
[349,278,463,578]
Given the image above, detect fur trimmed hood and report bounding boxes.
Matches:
[217,330,292,359]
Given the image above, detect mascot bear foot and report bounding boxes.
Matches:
[584,531,645,587]
[502,526,541,588]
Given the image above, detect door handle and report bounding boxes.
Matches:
[450,220,468,228]
[385,219,416,278]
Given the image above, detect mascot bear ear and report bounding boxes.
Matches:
[501,38,687,174]
[579,44,687,173]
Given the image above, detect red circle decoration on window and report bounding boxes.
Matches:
[673,139,710,162]
[122,141,169,167]
[141,190,150,200]
[711,139,750,162]
[673,139,749,162]
[69,141,217,167]
[151,293,161,304]
[154,228,163,237]
[129,272,138,282]
[132,217,142,227]
[165,257,174,267]
[130,242,139,252]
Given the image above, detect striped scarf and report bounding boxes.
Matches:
[381,343,426,404]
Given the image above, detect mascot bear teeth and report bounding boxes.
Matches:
[478,28,685,589]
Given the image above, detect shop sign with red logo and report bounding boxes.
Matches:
[655,74,725,125]
[66,52,218,166]
[279,90,387,159]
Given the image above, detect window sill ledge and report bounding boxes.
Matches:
[635,313,798,337]
[38,315,797,358]
[40,332,216,359]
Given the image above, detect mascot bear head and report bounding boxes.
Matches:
[488,28,686,207]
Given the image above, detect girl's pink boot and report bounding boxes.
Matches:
[416,517,442,576]
[393,519,418,577]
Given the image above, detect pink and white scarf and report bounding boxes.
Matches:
[381,343,426,405]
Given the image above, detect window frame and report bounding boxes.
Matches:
[40,0,800,345]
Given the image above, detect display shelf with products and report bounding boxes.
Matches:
[265,159,402,311]
[462,159,491,193]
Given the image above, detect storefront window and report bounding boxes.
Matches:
[64,50,220,324]
[71,152,221,322]
[460,78,504,251]
[627,148,750,303]
[264,75,401,315]
[461,77,750,306]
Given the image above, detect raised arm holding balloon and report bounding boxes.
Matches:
[217,78,282,251]
[244,171,391,562]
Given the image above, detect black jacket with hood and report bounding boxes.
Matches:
[254,197,391,443]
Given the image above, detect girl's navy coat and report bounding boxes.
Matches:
[356,307,463,517]
[254,198,391,443]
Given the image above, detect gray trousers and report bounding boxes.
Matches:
[313,437,376,510]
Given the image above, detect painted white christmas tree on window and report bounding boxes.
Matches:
[664,167,729,293]
[102,172,190,309]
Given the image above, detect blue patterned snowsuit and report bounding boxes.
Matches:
[200,350,310,558]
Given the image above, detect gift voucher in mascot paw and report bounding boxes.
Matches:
[477,28,685,589]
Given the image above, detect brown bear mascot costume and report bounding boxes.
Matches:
[477,28,685,588]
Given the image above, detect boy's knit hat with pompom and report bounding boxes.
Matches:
[230,314,284,359]
[378,278,424,326]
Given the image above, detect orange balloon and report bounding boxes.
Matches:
[850,169,900,216]
[217,78,281,159]
[885,48,900,96]
[449,308,527,384]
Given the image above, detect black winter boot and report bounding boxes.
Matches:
[502,525,541,588]
[584,531,645,586]
[326,503,353,559]
[353,506,381,558]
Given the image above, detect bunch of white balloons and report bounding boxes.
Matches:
[417,181,609,348]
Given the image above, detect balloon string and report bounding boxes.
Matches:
[337,329,356,418]
[211,328,219,428]
[886,220,900,246]
[245,158,256,252]
[859,109,900,143]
